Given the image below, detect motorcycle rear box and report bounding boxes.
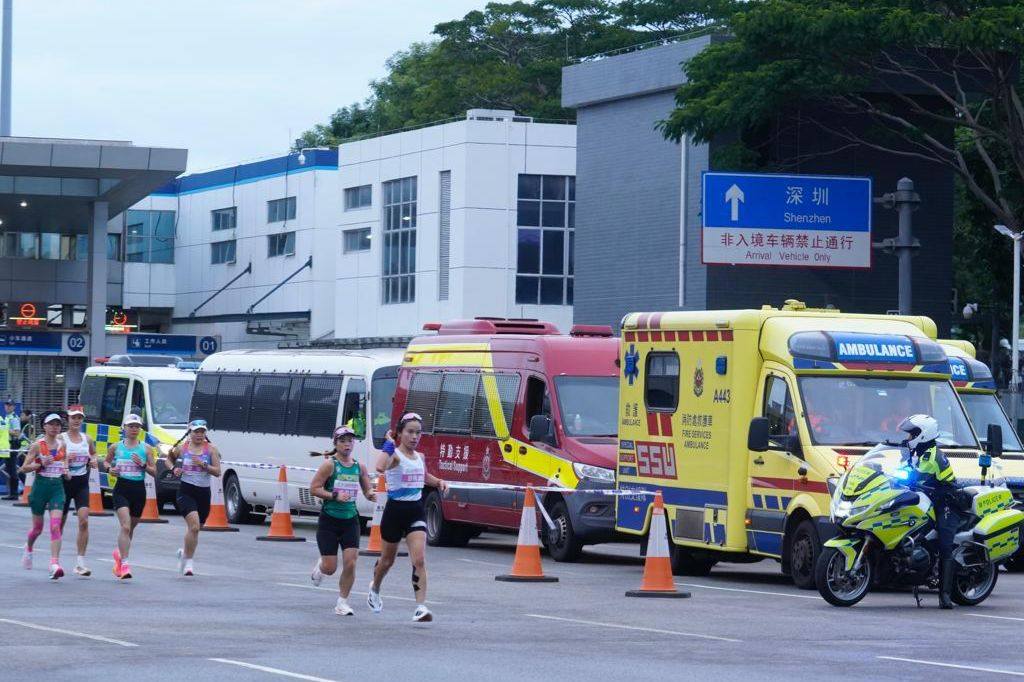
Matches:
[973,508,1024,562]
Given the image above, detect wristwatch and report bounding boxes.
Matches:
[331,490,338,501]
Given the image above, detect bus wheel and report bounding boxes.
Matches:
[425,489,471,547]
[223,473,260,525]
[543,499,584,562]
[788,520,821,590]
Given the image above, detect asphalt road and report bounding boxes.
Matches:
[2,500,1023,682]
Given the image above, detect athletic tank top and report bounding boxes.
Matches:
[322,458,360,520]
[61,432,91,477]
[385,451,425,502]
[114,441,147,481]
[179,445,212,488]
[37,439,66,478]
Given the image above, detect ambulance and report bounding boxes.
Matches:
[394,318,620,561]
[615,301,987,588]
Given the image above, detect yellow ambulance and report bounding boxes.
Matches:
[615,301,985,588]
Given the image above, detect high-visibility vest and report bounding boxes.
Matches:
[0,414,11,457]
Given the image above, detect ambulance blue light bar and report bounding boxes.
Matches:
[789,331,947,368]
[949,355,996,388]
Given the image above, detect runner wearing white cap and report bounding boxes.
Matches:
[309,425,376,615]
[18,413,68,579]
[167,419,221,576]
[104,414,157,579]
[59,405,97,576]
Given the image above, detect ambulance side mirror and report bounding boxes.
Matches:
[986,424,1003,458]
[748,417,770,452]
[529,414,553,443]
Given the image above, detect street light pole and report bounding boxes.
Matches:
[996,224,1021,426]
[1,0,12,137]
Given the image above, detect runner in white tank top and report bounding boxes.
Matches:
[59,405,96,576]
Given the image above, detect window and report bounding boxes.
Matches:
[516,174,575,305]
[382,176,417,304]
[438,170,451,301]
[79,376,106,422]
[149,380,192,426]
[295,375,343,437]
[404,371,441,433]
[125,210,175,264]
[211,239,237,264]
[267,196,296,223]
[343,228,371,253]
[212,207,237,231]
[341,378,367,438]
[524,376,553,443]
[130,381,148,428]
[190,373,219,425]
[99,377,130,425]
[645,353,679,412]
[248,376,294,435]
[471,373,520,438]
[435,373,478,434]
[39,233,60,260]
[764,375,794,441]
[267,232,295,258]
[344,185,372,210]
[371,367,398,447]
[2,232,38,259]
[213,374,253,432]
[107,234,121,261]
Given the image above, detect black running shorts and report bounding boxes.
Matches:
[112,478,146,518]
[316,513,361,555]
[380,498,426,543]
[62,474,90,513]
[176,481,211,525]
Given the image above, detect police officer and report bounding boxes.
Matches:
[1,399,21,500]
[899,414,958,609]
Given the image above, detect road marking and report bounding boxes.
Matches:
[0,618,138,647]
[209,658,337,681]
[967,614,1024,623]
[95,558,192,574]
[524,614,741,643]
[676,582,818,599]
[457,558,507,568]
[275,582,444,605]
[878,656,1024,676]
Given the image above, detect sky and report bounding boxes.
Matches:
[12,0,485,171]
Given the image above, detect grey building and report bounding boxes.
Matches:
[562,36,955,334]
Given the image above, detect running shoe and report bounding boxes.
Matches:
[112,548,122,577]
[177,548,185,575]
[334,597,354,616]
[118,562,132,580]
[183,561,194,577]
[74,564,91,577]
[367,582,383,613]
[21,548,31,570]
[49,562,64,580]
[412,605,433,622]
[310,559,323,587]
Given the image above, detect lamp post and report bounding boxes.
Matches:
[996,224,1021,427]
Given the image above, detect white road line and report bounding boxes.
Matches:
[676,582,818,599]
[0,618,138,647]
[275,582,444,605]
[94,558,186,574]
[209,658,337,682]
[456,558,507,568]
[967,614,1024,623]
[524,614,742,643]
[878,656,1024,676]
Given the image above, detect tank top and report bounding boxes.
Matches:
[113,441,147,481]
[322,458,360,520]
[179,445,212,488]
[385,450,425,502]
[61,432,91,477]
[37,438,66,478]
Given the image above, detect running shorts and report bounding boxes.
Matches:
[316,513,361,555]
[112,478,146,518]
[62,474,90,513]
[380,498,426,543]
[176,481,211,524]
[29,475,66,516]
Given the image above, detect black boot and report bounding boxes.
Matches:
[938,558,955,609]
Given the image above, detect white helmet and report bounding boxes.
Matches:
[899,414,939,450]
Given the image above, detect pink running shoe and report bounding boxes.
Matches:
[112,549,122,577]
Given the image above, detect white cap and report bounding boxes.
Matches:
[43,413,62,425]
[123,414,144,427]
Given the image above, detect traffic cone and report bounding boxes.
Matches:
[256,466,305,542]
[496,487,558,582]
[202,474,238,532]
[360,473,406,557]
[13,470,33,507]
[626,492,690,598]
[139,472,168,523]
[87,466,112,516]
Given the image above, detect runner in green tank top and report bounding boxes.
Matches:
[309,426,375,616]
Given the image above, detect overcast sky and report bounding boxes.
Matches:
[13,0,484,171]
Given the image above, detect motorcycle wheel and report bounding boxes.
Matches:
[815,546,871,607]
[952,562,998,606]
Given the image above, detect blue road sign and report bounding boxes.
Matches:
[127,333,197,356]
[198,336,219,356]
[66,333,86,353]
[702,172,872,268]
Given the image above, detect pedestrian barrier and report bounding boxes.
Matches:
[256,466,305,542]
[12,470,32,507]
[139,473,168,524]
[496,486,558,583]
[360,474,407,557]
[88,467,112,516]
[202,474,238,532]
[626,491,690,598]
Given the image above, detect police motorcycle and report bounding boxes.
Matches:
[815,425,1024,607]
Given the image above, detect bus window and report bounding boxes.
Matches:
[342,378,367,438]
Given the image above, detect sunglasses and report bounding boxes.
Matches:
[400,412,422,422]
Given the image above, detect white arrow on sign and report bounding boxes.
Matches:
[725,183,744,221]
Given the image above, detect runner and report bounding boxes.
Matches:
[309,425,376,615]
[166,419,221,576]
[104,414,157,580]
[59,405,97,576]
[367,413,448,622]
[18,413,67,579]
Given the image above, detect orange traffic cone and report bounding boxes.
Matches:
[256,466,305,542]
[496,487,558,582]
[138,473,168,523]
[202,474,238,532]
[626,492,690,598]
[360,473,406,557]
[12,470,33,507]
[87,466,112,516]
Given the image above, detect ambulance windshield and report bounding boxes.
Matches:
[797,377,977,448]
[555,376,618,437]
[960,393,1023,451]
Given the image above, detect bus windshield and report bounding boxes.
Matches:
[555,376,618,437]
[797,377,977,448]
[960,393,1023,451]
[149,380,194,427]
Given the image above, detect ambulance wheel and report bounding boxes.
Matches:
[544,499,584,562]
[425,489,472,547]
[787,520,821,590]
[223,472,260,525]
[668,541,716,576]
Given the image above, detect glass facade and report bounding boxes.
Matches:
[515,174,575,305]
[381,176,417,304]
[125,210,176,264]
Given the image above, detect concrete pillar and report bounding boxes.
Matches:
[87,201,108,358]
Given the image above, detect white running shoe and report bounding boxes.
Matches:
[334,597,354,616]
[49,563,64,580]
[176,548,185,575]
[184,560,194,577]
[413,605,433,622]
[310,559,323,587]
[367,582,383,613]
[21,548,31,570]
[74,564,91,577]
